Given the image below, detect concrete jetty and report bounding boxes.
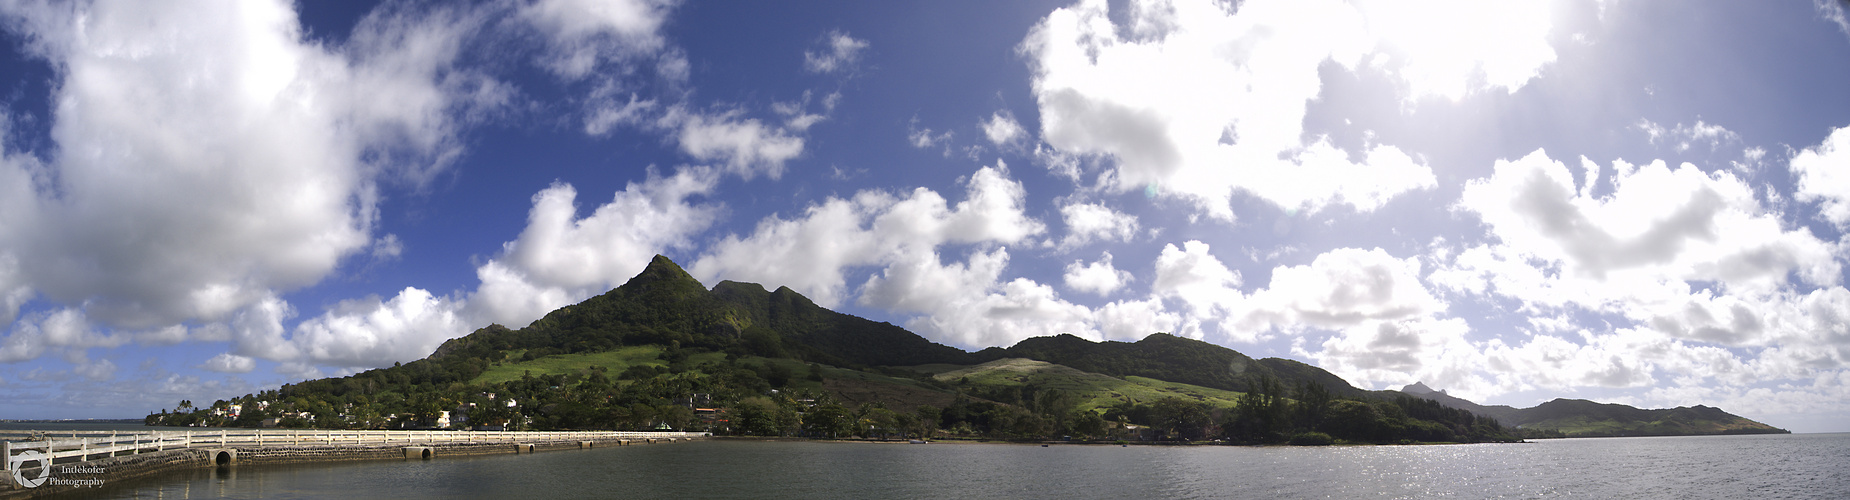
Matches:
[0,429,706,498]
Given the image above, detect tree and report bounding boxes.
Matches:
[1072,411,1108,439]
[1149,398,1212,441]
[1324,399,1382,442]
[805,404,855,438]
[1224,375,1288,443]
[914,405,941,438]
[734,397,781,435]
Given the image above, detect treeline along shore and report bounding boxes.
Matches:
[0,428,704,498]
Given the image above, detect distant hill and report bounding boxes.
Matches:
[995,333,1373,399]
[1395,383,1786,437]
[148,255,1778,443]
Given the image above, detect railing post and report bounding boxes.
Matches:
[81,437,89,461]
[3,440,11,472]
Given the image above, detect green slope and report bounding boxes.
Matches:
[1002,333,1369,397]
[1509,399,1786,436]
[925,358,1248,413]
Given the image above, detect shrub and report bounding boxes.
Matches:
[1288,431,1334,446]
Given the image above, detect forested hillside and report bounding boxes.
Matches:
[146,256,1772,444]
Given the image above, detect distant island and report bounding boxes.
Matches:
[148,255,1785,444]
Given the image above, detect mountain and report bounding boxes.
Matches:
[148,255,1777,443]
[1396,383,1786,437]
[998,333,1372,398]
[428,255,982,368]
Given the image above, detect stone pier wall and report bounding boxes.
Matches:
[0,435,697,498]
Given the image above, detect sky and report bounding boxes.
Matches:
[0,0,1847,433]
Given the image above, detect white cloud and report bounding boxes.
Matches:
[519,0,676,80]
[0,308,127,363]
[372,233,405,261]
[1092,298,1182,342]
[1819,0,1850,40]
[861,248,1101,348]
[468,166,721,327]
[1151,240,1246,339]
[1312,317,1484,394]
[1023,0,1545,219]
[692,162,1043,307]
[1058,202,1139,249]
[661,107,806,180]
[199,352,256,374]
[1636,119,1741,152]
[73,357,116,382]
[1063,251,1132,296]
[1410,146,1850,406]
[772,90,838,132]
[290,287,469,368]
[982,110,1026,146]
[1354,0,1557,100]
[908,118,955,155]
[1791,124,1850,229]
[0,253,30,326]
[225,295,302,363]
[0,0,484,335]
[1448,149,1838,304]
[804,30,869,74]
[1247,247,1443,331]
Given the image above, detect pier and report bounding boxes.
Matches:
[1,429,705,497]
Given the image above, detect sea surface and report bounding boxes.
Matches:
[42,432,1850,499]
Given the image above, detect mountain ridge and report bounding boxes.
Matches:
[153,255,1783,440]
[1395,383,1785,437]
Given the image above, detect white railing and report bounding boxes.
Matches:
[1,429,707,470]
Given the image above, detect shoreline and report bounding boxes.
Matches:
[708,435,1526,447]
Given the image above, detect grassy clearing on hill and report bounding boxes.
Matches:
[926,358,1247,413]
[471,346,668,385]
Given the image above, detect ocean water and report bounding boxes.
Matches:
[52,433,1850,499]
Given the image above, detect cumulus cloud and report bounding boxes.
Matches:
[179,164,721,370]
[804,30,869,74]
[1395,147,1850,405]
[982,110,1026,146]
[291,288,469,368]
[1312,317,1482,394]
[0,308,127,363]
[1353,0,1557,100]
[0,0,485,334]
[1063,251,1132,296]
[199,353,256,374]
[861,247,1102,348]
[1022,0,1545,218]
[1058,202,1139,249]
[469,166,721,327]
[1446,149,1838,303]
[1149,240,1247,339]
[1791,124,1850,229]
[1248,247,1443,330]
[693,162,1043,307]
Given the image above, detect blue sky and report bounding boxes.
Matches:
[1,0,1848,433]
